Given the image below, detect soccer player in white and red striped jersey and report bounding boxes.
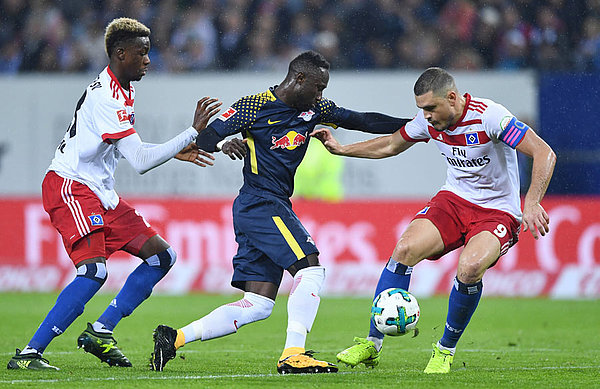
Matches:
[313,67,556,374]
[7,17,243,371]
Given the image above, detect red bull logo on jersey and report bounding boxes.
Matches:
[270,131,308,150]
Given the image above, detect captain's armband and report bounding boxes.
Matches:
[499,116,529,148]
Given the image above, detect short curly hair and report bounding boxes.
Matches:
[288,50,330,76]
[104,17,150,58]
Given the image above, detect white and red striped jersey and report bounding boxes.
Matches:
[401,93,529,221]
[48,66,137,210]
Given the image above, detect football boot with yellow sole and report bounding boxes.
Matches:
[277,347,338,374]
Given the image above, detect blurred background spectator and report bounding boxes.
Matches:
[0,0,598,73]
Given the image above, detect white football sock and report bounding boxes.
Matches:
[20,346,39,355]
[180,292,274,343]
[367,336,383,352]
[92,321,112,334]
[437,341,456,355]
[284,266,325,350]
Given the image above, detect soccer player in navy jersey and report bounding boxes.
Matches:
[313,67,556,373]
[7,18,243,371]
[151,50,410,374]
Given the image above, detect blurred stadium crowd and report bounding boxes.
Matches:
[1,0,599,74]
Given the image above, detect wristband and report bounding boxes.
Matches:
[216,139,227,151]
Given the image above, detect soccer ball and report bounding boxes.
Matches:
[371,288,420,336]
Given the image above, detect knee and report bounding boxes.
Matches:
[245,292,275,321]
[253,303,273,321]
[147,247,177,270]
[457,261,485,284]
[294,266,326,293]
[76,262,108,286]
[392,240,419,267]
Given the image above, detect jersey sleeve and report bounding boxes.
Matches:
[209,96,258,137]
[93,97,136,142]
[400,111,430,143]
[482,102,529,149]
[316,98,341,128]
[316,98,409,134]
[116,127,197,174]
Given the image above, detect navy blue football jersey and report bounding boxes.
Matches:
[209,87,358,199]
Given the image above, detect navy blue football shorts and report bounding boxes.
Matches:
[230,191,319,290]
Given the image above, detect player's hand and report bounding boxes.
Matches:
[175,142,215,167]
[310,128,344,155]
[192,97,222,133]
[521,203,550,240]
[221,138,247,160]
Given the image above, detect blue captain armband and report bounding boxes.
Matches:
[499,116,529,148]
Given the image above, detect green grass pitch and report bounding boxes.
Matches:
[1,292,598,388]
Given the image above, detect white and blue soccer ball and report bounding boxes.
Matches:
[371,288,420,336]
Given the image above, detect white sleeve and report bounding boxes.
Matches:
[115,127,197,174]
[93,98,136,141]
[402,111,431,141]
[482,101,513,140]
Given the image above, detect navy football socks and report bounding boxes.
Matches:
[368,258,413,339]
[97,260,170,330]
[28,274,103,353]
[440,277,483,348]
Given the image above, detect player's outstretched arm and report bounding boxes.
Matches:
[336,110,411,135]
[516,130,557,239]
[114,97,223,174]
[311,128,414,159]
[176,137,246,166]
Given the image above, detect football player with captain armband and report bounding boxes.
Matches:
[313,67,556,374]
